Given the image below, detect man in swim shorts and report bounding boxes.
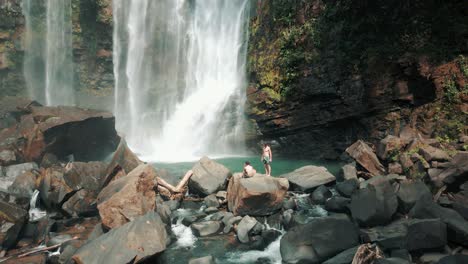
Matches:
[261,143,272,176]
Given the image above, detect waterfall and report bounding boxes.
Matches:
[113,0,250,162]
[22,0,74,106]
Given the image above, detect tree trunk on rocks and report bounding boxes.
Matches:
[97,164,158,229]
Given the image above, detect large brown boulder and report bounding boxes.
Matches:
[227,174,288,216]
[0,98,119,163]
[418,145,450,162]
[0,200,28,249]
[97,164,158,229]
[377,135,404,160]
[72,211,167,264]
[346,140,385,176]
[280,166,336,192]
[189,156,232,196]
[102,139,143,188]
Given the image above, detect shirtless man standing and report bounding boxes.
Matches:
[261,143,272,176]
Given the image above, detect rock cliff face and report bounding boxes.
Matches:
[247,0,467,159]
[0,0,114,107]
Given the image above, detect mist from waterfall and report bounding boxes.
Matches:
[22,0,74,106]
[113,0,250,162]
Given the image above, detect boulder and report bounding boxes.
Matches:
[377,135,403,160]
[310,185,332,204]
[102,139,142,188]
[280,214,359,264]
[410,199,468,246]
[62,189,98,217]
[204,194,220,208]
[236,215,258,243]
[419,145,451,162]
[189,256,215,264]
[227,174,288,216]
[223,215,242,233]
[280,166,336,192]
[322,246,359,264]
[388,162,403,174]
[191,221,222,237]
[361,218,446,251]
[38,166,74,209]
[436,152,468,186]
[0,102,119,163]
[396,181,432,213]
[407,218,447,251]
[7,170,38,198]
[437,255,468,264]
[72,212,167,264]
[341,163,358,181]
[324,196,351,213]
[97,164,157,229]
[0,200,28,249]
[189,156,232,196]
[346,140,385,176]
[64,161,108,191]
[375,258,410,264]
[1,163,38,191]
[336,179,359,198]
[350,177,398,227]
[0,150,16,166]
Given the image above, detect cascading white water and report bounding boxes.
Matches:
[22,0,74,106]
[113,0,250,162]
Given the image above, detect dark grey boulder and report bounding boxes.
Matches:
[350,178,397,227]
[336,179,359,198]
[375,258,411,264]
[361,218,447,251]
[189,156,232,196]
[410,199,468,246]
[325,196,350,213]
[204,194,220,208]
[191,221,222,237]
[397,181,432,213]
[310,185,332,204]
[322,246,359,264]
[237,215,258,243]
[72,211,167,264]
[437,254,468,264]
[7,171,38,198]
[407,218,447,251]
[280,214,359,264]
[280,166,336,192]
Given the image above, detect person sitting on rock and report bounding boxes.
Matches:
[243,161,256,178]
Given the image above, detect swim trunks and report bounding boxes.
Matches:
[262,156,271,164]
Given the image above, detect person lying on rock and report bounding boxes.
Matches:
[243,161,256,178]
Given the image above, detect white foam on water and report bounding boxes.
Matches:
[171,217,197,248]
[29,190,47,222]
[226,235,284,264]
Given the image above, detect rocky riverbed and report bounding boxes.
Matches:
[0,99,467,264]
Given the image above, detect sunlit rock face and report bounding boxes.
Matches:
[113,0,250,162]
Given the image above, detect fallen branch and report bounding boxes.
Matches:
[352,243,384,264]
[0,236,79,263]
[433,185,447,202]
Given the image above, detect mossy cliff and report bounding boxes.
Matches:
[247,0,467,159]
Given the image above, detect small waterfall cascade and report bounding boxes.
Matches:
[29,190,47,222]
[22,0,74,106]
[113,0,250,162]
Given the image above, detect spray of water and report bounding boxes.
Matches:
[113,0,250,162]
[22,0,74,106]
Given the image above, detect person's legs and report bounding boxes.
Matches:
[267,164,272,176]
